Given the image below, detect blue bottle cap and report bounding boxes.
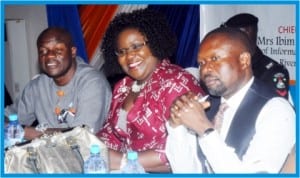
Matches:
[127,151,138,160]
[8,114,18,121]
[90,144,100,154]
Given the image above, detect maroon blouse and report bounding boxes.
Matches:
[97,60,205,160]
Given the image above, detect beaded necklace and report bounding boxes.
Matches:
[131,81,147,93]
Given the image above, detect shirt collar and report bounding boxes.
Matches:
[221,77,254,109]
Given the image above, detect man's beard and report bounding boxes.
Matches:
[207,80,227,97]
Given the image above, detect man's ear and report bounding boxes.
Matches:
[239,52,251,69]
[71,47,77,58]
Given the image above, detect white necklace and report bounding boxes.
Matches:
[131,81,146,93]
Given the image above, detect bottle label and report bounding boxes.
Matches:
[5,125,25,148]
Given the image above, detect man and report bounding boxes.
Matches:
[5,27,112,140]
[165,27,295,173]
[221,13,290,99]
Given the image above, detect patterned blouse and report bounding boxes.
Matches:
[97,60,204,160]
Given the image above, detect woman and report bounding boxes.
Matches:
[97,8,205,172]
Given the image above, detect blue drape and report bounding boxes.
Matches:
[148,5,199,68]
[46,5,88,63]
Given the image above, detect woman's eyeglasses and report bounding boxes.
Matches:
[115,41,148,57]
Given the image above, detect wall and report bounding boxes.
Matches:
[6,20,31,100]
[5,5,48,100]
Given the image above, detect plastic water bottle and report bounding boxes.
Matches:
[121,151,145,173]
[5,114,25,148]
[84,144,108,173]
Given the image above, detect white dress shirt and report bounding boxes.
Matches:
[166,77,295,173]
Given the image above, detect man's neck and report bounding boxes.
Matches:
[54,61,77,86]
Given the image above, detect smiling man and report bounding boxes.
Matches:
[5,27,112,140]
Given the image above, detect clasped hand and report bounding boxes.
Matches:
[169,92,213,135]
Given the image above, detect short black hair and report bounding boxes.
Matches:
[221,13,258,28]
[202,27,255,56]
[101,8,177,77]
[37,27,74,47]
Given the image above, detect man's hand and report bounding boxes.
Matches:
[169,92,213,135]
[24,127,67,140]
[23,126,43,140]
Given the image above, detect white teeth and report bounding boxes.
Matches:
[129,61,142,68]
[47,63,56,66]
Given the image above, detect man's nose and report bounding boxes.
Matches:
[45,50,57,58]
[202,62,213,73]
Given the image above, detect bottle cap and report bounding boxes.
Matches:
[127,151,138,160]
[90,144,100,154]
[8,114,18,121]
